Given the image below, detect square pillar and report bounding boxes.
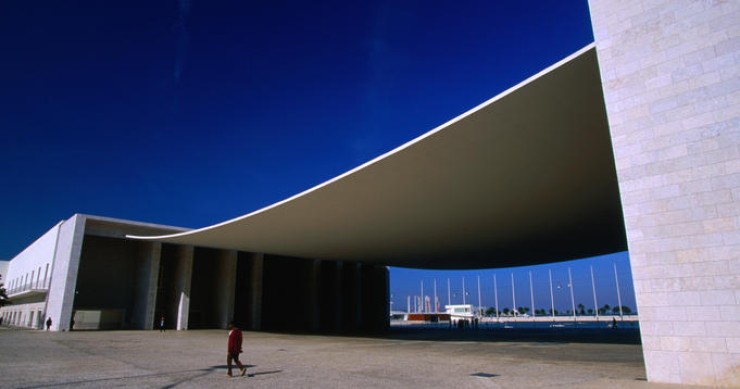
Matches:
[131,242,161,329]
[248,253,264,330]
[174,245,193,330]
[334,261,344,331]
[214,250,237,329]
[352,262,363,330]
[306,259,321,331]
[45,215,86,331]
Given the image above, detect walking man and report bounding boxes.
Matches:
[45,317,52,331]
[227,321,247,377]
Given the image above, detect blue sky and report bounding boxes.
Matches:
[0,1,633,310]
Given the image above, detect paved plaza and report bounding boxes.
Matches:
[0,327,712,388]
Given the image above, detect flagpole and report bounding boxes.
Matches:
[529,271,534,318]
[511,272,516,317]
[493,274,500,320]
[477,275,482,317]
[462,277,466,305]
[591,265,599,321]
[420,281,424,314]
[549,269,555,320]
[614,263,623,318]
[568,267,576,321]
[447,278,451,307]
[434,279,438,313]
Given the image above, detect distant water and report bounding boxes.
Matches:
[391,320,640,330]
[387,321,642,345]
[485,321,639,329]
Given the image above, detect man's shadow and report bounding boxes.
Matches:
[210,365,283,377]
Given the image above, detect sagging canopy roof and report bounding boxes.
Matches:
[130,44,626,269]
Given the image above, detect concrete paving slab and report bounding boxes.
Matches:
[0,327,713,388]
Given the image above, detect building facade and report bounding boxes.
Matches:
[589,0,739,386]
[1,1,737,386]
[0,214,389,333]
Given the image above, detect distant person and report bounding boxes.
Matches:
[612,317,617,329]
[46,317,52,331]
[227,321,247,377]
[159,314,166,333]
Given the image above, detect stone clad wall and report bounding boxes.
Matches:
[588,0,739,385]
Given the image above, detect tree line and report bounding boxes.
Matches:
[483,303,633,317]
[0,275,9,308]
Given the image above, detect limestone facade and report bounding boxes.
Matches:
[589,0,740,385]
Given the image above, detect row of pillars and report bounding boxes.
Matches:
[44,216,385,333]
[245,254,389,333]
[129,243,389,332]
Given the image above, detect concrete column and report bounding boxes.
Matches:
[174,245,193,330]
[45,215,86,331]
[589,1,740,386]
[352,262,363,330]
[361,265,390,332]
[307,259,321,331]
[131,242,161,329]
[380,266,390,331]
[214,250,237,329]
[334,261,343,331]
[248,253,264,331]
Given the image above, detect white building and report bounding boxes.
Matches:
[444,304,474,324]
[1,223,59,328]
[0,214,389,332]
[1,1,737,384]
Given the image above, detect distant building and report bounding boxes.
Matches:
[444,304,474,324]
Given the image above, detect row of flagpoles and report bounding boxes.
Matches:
[403,263,625,319]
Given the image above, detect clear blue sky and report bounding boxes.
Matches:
[0,1,634,310]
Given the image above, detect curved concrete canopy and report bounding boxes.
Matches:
[131,44,626,269]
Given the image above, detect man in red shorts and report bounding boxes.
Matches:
[227,321,247,377]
